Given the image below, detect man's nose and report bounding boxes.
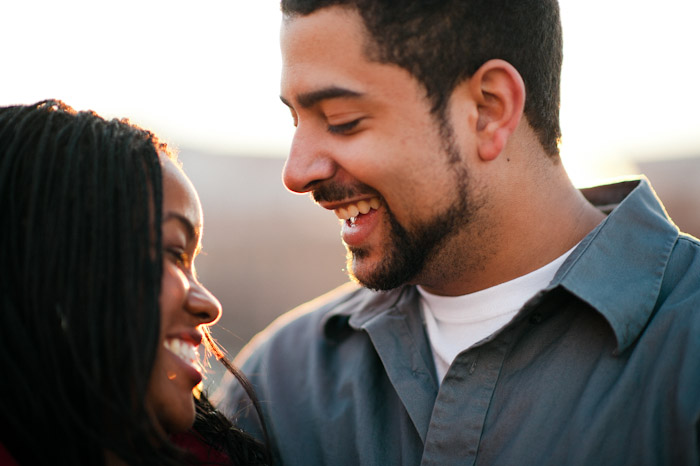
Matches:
[282,125,336,194]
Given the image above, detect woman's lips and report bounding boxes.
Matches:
[163,338,203,385]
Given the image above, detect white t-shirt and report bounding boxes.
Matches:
[418,246,576,383]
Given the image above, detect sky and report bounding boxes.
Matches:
[2,0,699,186]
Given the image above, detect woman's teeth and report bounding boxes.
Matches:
[334,197,381,221]
[164,338,199,367]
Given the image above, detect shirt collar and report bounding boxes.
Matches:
[551,176,679,353]
[321,284,416,339]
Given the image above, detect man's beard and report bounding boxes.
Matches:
[347,162,472,291]
[351,120,476,291]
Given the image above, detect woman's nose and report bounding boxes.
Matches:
[186,281,222,325]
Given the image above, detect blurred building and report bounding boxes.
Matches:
[636,156,700,238]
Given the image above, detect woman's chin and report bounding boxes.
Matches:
[160,392,196,434]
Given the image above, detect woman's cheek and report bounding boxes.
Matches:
[160,264,188,312]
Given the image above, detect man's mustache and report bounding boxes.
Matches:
[312,182,379,203]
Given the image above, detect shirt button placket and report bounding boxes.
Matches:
[421,339,510,466]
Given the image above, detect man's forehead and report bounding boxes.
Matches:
[280,9,371,103]
[279,6,428,112]
[280,5,367,57]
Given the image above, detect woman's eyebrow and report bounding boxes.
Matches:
[163,212,198,241]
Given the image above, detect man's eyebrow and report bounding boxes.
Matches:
[280,86,364,109]
[163,212,198,242]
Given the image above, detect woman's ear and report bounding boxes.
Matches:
[468,59,526,161]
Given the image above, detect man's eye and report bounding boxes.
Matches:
[327,119,361,135]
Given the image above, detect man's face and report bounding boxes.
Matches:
[280,6,485,291]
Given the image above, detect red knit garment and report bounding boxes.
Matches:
[0,443,19,466]
[171,431,233,465]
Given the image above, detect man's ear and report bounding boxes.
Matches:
[467,59,525,161]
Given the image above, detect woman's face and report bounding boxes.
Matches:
[146,157,222,434]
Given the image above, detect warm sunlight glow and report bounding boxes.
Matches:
[1,0,698,174]
[557,0,700,182]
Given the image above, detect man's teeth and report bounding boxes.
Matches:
[334,197,381,220]
[164,339,199,366]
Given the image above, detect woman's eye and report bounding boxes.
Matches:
[327,119,361,135]
[166,248,190,268]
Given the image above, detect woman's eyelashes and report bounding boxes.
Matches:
[166,247,191,268]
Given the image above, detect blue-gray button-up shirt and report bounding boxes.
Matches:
[219,178,700,465]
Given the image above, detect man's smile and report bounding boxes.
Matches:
[333,196,381,222]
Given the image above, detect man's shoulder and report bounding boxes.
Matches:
[660,232,700,308]
[676,231,700,251]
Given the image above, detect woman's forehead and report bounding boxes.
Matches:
[161,157,203,231]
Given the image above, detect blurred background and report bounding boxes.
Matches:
[2,1,699,390]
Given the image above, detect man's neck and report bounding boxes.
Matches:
[417,157,605,297]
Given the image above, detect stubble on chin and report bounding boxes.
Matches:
[344,208,431,291]
[344,165,486,292]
